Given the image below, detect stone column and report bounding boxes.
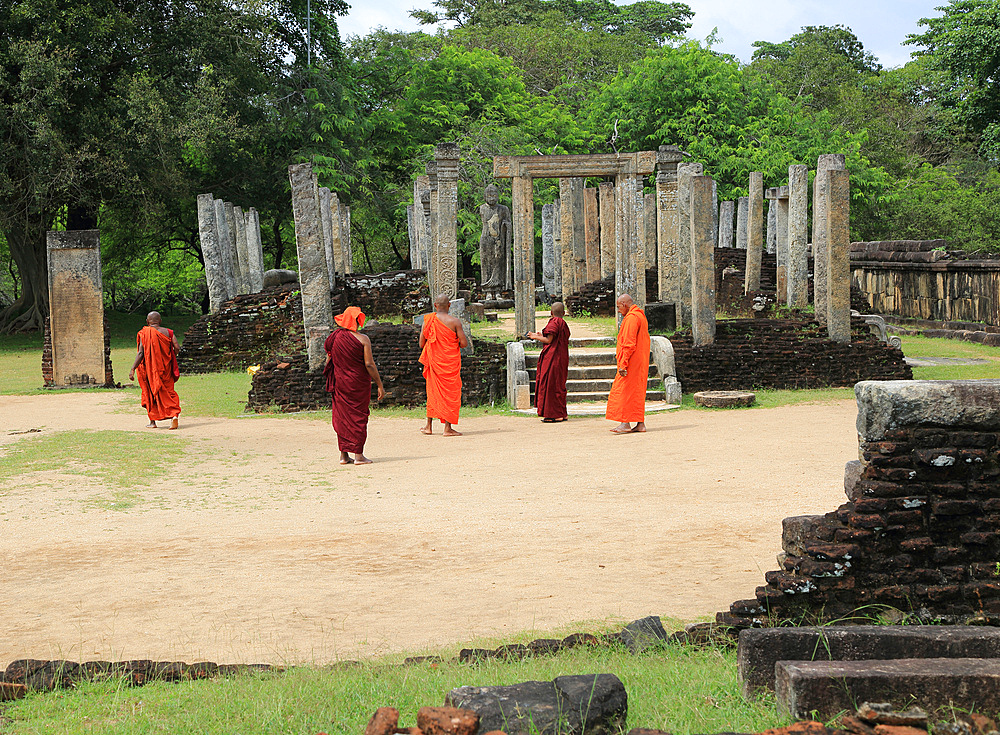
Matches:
[317,188,334,291]
[676,162,703,327]
[745,172,764,293]
[406,204,416,268]
[813,154,847,325]
[553,198,564,298]
[788,164,810,309]
[615,172,643,317]
[766,199,777,254]
[233,205,252,295]
[643,190,657,272]
[776,186,790,303]
[584,187,601,283]
[541,202,556,297]
[425,162,438,293]
[213,198,237,300]
[735,196,749,250]
[718,201,734,248]
[434,143,459,298]
[246,207,265,293]
[224,202,243,295]
[711,179,719,252]
[559,178,585,294]
[599,182,616,280]
[328,192,343,280]
[341,205,353,275]
[415,175,431,274]
[656,145,683,306]
[47,230,108,386]
[197,194,227,313]
[513,173,536,337]
[288,162,333,370]
[690,176,716,347]
[825,168,851,342]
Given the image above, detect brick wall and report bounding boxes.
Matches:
[565,269,659,317]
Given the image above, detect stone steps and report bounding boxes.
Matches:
[528,365,658,380]
[563,390,665,403]
[530,378,662,393]
[524,348,664,403]
[525,351,619,367]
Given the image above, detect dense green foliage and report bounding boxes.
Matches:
[2,0,998,330]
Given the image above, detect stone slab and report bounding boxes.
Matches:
[739,626,1000,695]
[776,658,1000,720]
[855,379,1000,441]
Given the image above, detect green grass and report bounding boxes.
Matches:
[0,641,784,735]
[898,334,1000,381]
[0,429,190,510]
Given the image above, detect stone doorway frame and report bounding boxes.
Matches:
[493,152,656,337]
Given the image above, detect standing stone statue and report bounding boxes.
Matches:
[478,184,512,300]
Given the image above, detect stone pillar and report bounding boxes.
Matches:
[542,202,556,297]
[559,178,585,294]
[813,154,847,325]
[718,201,734,248]
[224,202,242,294]
[776,186,790,303]
[341,205,353,275]
[690,176,716,347]
[766,199,777,254]
[47,230,109,386]
[615,172,643,317]
[197,194,227,313]
[246,208,265,293]
[745,172,764,293]
[318,188,334,291]
[328,192,343,280]
[288,162,332,370]
[643,190,657,272]
[735,196,749,250]
[599,182,616,280]
[584,187,601,283]
[406,204,416,268]
[676,162,703,327]
[233,205,251,295]
[656,145,683,306]
[513,173,536,338]
[415,175,431,274]
[214,198,237,300]
[788,164,809,309]
[425,162,438,293]
[434,143,460,298]
[553,198,564,298]
[825,168,851,342]
[711,179,719,253]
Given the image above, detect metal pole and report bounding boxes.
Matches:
[307,0,311,66]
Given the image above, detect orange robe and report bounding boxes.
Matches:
[419,312,462,425]
[136,326,181,421]
[606,305,650,423]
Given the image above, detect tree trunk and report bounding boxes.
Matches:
[272,217,284,269]
[0,216,51,333]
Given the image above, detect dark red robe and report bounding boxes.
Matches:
[324,328,372,453]
[535,316,570,420]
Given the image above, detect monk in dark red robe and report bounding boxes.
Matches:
[129,311,181,429]
[527,301,570,422]
[324,306,386,465]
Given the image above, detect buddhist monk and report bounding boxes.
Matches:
[527,301,570,422]
[606,294,650,434]
[128,311,181,429]
[419,294,468,436]
[324,306,386,465]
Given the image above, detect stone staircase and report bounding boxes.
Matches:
[524,348,664,403]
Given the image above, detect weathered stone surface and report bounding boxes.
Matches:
[718,200,735,248]
[690,175,716,346]
[435,144,460,298]
[542,203,556,297]
[366,707,400,735]
[445,674,626,735]
[745,173,764,293]
[775,187,789,303]
[197,193,228,312]
[643,190,656,271]
[418,706,479,735]
[656,146,682,305]
[646,303,676,332]
[766,200,776,254]
[560,178,586,296]
[512,174,536,337]
[676,162,703,326]
[262,269,298,289]
[233,204,251,294]
[788,164,809,308]
[693,390,755,408]
[246,208,265,293]
[776,658,1000,720]
[586,187,602,283]
[599,183,616,281]
[856,703,928,727]
[319,187,336,290]
[214,198,237,299]
[735,196,749,250]
[813,155,847,325]
[856,379,1000,441]
[0,682,26,700]
[620,616,668,653]
[739,626,1000,695]
[615,173,644,313]
[825,168,851,342]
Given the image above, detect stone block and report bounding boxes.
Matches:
[0,682,27,701]
[776,658,1000,720]
[739,626,1000,695]
[366,707,400,735]
[262,269,298,289]
[620,616,667,653]
[514,382,531,410]
[417,706,479,735]
[856,380,1000,442]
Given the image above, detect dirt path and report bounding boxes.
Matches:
[1,391,858,666]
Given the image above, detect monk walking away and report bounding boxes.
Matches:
[606,294,650,434]
[324,307,386,465]
[527,301,570,422]
[419,294,468,436]
[129,311,181,429]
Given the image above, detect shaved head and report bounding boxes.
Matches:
[616,294,634,316]
[434,294,451,311]
[551,301,565,317]
[146,311,162,325]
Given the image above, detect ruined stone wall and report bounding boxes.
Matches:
[722,380,1000,629]
[671,319,911,394]
[42,315,114,388]
[339,270,429,316]
[851,241,1000,326]
[565,269,658,317]
[246,323,506,412]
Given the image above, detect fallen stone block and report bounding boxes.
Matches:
[417,706,479,735]
[366,707,400,735]
[620,616,668,653]
[0,682,27,701]
[738,626,1000,695]
[775,658,1000,720]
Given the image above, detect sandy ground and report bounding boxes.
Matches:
[0,390,859,667]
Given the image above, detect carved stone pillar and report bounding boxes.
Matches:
[745,172,764,293]
[690,175,716,346]
[813,154,847,325]
[788,164,810,309]
[599,183,616,280]
[656,145,683,305]
[512,172,536,338]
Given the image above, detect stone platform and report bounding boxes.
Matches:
[515,401,680,417]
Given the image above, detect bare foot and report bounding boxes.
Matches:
[443,427,462,437]
[168,418,179,430]
[340,457,354,465]
[354,454,373,465]
[146,422,157,429]
[610,423,632,434]
[420,427,433,435]
[631,422,646,433]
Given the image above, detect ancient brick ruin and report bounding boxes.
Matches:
[721,380,1000,629]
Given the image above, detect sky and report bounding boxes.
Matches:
[337,0,947,69]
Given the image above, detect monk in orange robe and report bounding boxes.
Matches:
[606,294,650,434]
[129,311,181,429]
[419,294,468,436]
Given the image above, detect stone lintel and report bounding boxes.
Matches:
[494,152,655,179]
[48,231,100,249]
[856,379,1000,441]
[778,185,790,199]
[765,187,779,200]
[434,142,460,161]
